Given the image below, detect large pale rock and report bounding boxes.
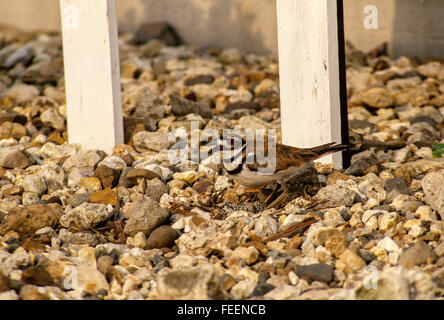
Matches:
[62,150,106,173]
[132,131,173,153]
[361,87,394,108]
[60,203,112,230]
[5,84,39,104]
[40,108,65,130]
[35,163,67,193]
[0,147,29,169]
[0,203,63,236]
[169,94,212,118]
[122,86,165,131]
[152,264,226,299]
[18,174,47,196]
[421,169,444,220]
[312,180,361,207]
[398,240,437,267]
[123,196,169,236]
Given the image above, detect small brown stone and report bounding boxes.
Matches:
[285,235,303,250]
[118,255,147,269]
[22,266,54,286]
[89,188,117,206]
[244,240,268,256]
[221,273,237,291]
[44,260,65,282]
[339,249,367,272]
[313,228,343,247]
[432,267,444,288]
[97,255,114,275]
[400,200,423,214]
[276,265,293,276]
[0,148,28,169]
[419,232,440,242]
[361,87,394,108]
[47,131,66,145]
[325,235,348,258]
[113,144,135,166]
[222,189,238,203]
[435,241,444,257]
[94,165,121,189]
[192,180,213,194]
[78,177,102,192]
[225,257,241,269]
[128,123,147,146]
[398,240,438,267]
[327,172,351,186]
[184,74,215,86]
[19,284,50,300]
[167,179,186,190]
[0,203,63,236]
[126,168,159,184]
[0,272,8,293]
[3,185,23,197]
[146,225,178,249]
[191,216,205,226]
[21,238,47,252]
[430,95,444,107]
[145,178,169,202]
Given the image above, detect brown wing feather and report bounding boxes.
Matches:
[247,138,350,172]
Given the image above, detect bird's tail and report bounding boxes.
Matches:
[308,142,352,158]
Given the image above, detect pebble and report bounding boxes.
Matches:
[338,249,367,272]
[94,165,121,189]
[123,196,169,236]
[294,264,333,284]
[231,246,259,265]
[434,242,444,257]
[132,131,173,153]
[263,285,301,300]
[312,180,360,207]
[89,188,117,206]
[60,203,112,230]
[18,174,47,195]
[361,87,394,108]
[78,247,97,267]
[214,176,231,192]
[58,228,106,246]
[421,169,444,220]
[97,255,114,275]
[152,265,226,299]
[62,150,106,173]
[132,232,148,249]
[169,94,213,118]
[398,240,438,267]
[0,203,63,236]
[378,237,401,253]
[353,267,410,300]
[0,147,29,169]
[5,84,39,104]
[40,108,65,130]
[172,171,197,184]
[146,225,178,249]
[384,177,410,195]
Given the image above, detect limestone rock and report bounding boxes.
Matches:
[0,203,63,236]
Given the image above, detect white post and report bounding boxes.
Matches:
[60,0,123,155]
[276,0,347,168]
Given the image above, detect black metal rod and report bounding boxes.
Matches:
[336,0,351,169]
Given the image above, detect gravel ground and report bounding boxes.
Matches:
[0,25,443,300]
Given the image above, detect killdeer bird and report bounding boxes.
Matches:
[214,132,350,207]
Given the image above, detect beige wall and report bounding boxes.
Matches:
[0,0,443,60]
